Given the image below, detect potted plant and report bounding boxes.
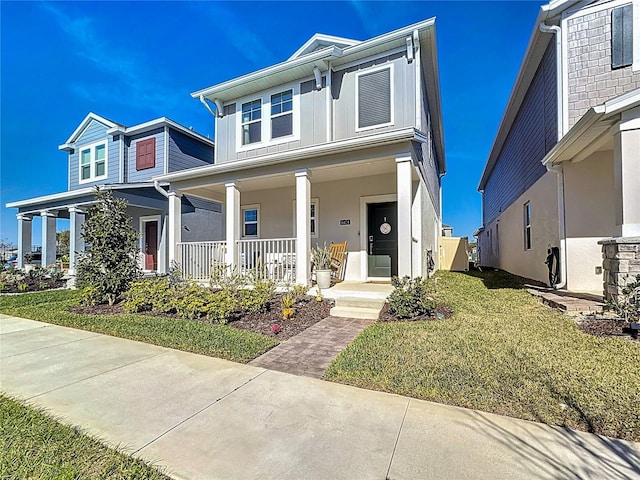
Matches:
[311,242,332,289]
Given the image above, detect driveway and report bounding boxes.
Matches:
[2,314,639,480]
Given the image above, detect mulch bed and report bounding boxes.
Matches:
[576,315,638,341]
[0,279,66,294]
[70,294,335,341]
[377,303,454,322]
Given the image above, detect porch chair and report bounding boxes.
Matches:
[329,241,348,282]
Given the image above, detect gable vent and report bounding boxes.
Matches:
[358,68,391,129]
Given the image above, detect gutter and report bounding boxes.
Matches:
[153,180,170,198]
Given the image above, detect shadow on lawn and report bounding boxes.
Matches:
[454,407,640,480]
[462,268,546,290]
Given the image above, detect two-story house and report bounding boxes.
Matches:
[477,0,640,297]
[7,113,222,274]
[156,18,445,286]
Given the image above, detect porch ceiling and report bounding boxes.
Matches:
[180,156,402,200]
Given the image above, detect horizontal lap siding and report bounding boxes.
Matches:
[168,129,214,173]
[483,42,557,225]
[126,128,164,183]
[69,120,119,190]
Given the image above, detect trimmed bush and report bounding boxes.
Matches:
[387,276,436,318]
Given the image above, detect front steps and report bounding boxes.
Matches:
[330,296,385,320]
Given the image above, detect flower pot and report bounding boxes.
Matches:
[316,269,331,289]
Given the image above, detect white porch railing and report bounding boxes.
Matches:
[177,241,226,282]
[237,238,296,283]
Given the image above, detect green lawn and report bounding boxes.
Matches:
[0,290,277,363]
[325,270,640,442]
[0,395,170,480]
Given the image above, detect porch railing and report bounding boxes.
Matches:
[237,238,296,283]
[177,241,226,282]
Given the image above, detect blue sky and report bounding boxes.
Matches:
[0,1,541,245]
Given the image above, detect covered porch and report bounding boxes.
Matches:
[160,144,433,286]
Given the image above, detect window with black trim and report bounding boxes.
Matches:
[241,100,262,145]
[612,4,633,69]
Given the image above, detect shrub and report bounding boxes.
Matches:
[388,276,437,319]
[608,274,640,322]
[239,279,276,314]
[290,284,309,303]
[17,283,28,292]
[173,284,234,324]
[76,188,141,305]
[122,277,175,315]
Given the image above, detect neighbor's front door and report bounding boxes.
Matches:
[367,202,397,278]
[144,221,158,270]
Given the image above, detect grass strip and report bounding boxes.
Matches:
[0,394,170,480]
[0,290,277,363]
[325,270,640,441]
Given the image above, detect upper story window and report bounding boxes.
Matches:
[236,83,299,151]
[356,64,393,131]
[241,99,262,145]
[79,141,108,183]
[136,137,156,170]
[612,4,633,69]
[271,90,293,139]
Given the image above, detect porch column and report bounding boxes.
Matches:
[40,210,57,267]
[16,214,32,269]
[295,169,311,286]
[396,155,413,278]
[68,206,85,275]
[168,191,182,267]
[612,108,640,237]
[225,182,240,269]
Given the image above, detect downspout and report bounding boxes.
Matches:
[153,180,170,198]
[413,29,422,132]
[540,21,567,289]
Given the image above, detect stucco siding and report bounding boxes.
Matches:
[483,42,557,225]
[126,128,165,183]
[168,129,214,173]
[566,2,640,128]
[479,172,559,285]
[69,120,120,190]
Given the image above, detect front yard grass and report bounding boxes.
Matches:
[325,270,640,442]
[0,394,169,479]
[0,290,277,363]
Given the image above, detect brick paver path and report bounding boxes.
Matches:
[250,316,372,378]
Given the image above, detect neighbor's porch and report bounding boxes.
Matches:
[166,151,426,285]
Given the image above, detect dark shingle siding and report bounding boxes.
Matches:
[483,42,557,225]
[168,129,214,173]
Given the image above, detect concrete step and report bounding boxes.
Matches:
[330,305,381,320]
[334,296,386,310]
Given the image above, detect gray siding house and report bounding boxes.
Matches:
[156,19,446,285]
[7,113,222,274]
[477,0,640,296]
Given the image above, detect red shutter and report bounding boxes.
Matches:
[136,138,156,170]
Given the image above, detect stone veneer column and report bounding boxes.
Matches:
[599,237,640,301]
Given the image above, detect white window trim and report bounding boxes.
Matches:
[524,202,532,251]
[292,198,319,238]
[240,99,262,147]
[270,89,294,141]
[241,204,260,239]
[355,63,395,133]
[139,215,161,271]
[78,140,108,184]
[235,83,300,152]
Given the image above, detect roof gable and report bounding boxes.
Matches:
[59,112,122,149]
[288,34,359,60]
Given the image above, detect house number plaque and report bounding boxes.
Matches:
[340,219,351,225]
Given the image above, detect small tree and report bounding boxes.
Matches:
[76,188,141,305]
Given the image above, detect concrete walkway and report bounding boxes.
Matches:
[250,316,373,378]
[2,315,639,480]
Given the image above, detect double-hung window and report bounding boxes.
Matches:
[242,205,260,238]
[241,100,262,145]
[271,90,293,139]
[524,202,532,250]
[79,141,108,183]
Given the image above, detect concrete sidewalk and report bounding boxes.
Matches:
[1,314,639,480]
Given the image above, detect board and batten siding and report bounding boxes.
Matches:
[333,52,416,141]
[125,128,165,183]
[68,119,120,190]
[483,42,557,225]
[168,129,214,173]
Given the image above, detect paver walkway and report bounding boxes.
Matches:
[527,287,605,313]
[250,316,372,377]
[2,315,640,480]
